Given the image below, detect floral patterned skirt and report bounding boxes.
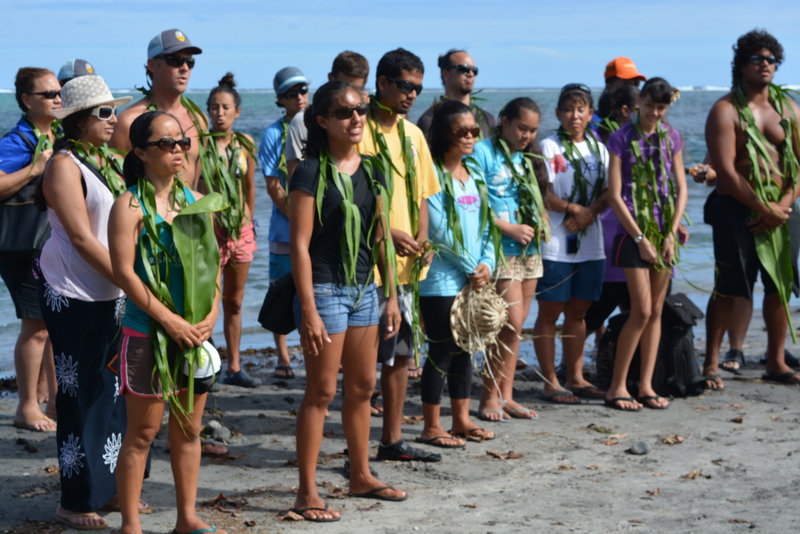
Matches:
[39,279,127,512]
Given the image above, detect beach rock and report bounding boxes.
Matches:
[203,420,231,442]
[628,441,652,455]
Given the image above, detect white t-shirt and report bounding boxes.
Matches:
[540,134,609,263]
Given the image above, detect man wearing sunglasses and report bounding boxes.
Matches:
[417,49,496,140]
[257,66,309,384]
[111,29,204,187]
[356,48,442,463]
[703,29,800,390]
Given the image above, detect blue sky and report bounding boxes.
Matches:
[3,1,800,91]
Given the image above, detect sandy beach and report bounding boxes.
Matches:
[2,311,799,534]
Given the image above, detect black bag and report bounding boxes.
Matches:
[0,131,50,253]
[596,293,706,398]
[258,273,297,335]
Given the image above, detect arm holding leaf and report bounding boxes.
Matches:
[662,149,688,265]
[375,192,400,339]
[607,153,658,264]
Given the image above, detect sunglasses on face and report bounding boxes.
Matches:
[144,137,191,152]
[748,54,776,65]
[560,83,592,95]
[447,64,479,76]
[91,105,116,121]
[386,76,423,95]
[28,90,61,100]
[325,104,369,120]
[280,86,309,100]
[154,54,195,69]
[453,126,481,139]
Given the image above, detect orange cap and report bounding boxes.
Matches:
[604,57,646,81]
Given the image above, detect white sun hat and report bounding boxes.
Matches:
[52,75,132,119]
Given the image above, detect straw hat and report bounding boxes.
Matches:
[450,284,509,354]
[52,75,132,119]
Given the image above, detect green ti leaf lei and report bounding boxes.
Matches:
[134,177,224,415]
[557,129,606,247]
[197,131,255,240]
[733,82,800,341]
[71,141,127,198]
[628,120,679,271]
[23,117,60,178]
[278,118,289,179]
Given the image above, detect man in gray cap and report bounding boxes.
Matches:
[57,59,97,86]
[111,29,205,187]
[255,66,309,385]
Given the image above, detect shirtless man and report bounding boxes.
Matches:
[111,29,205,187]
[704,29,800,389]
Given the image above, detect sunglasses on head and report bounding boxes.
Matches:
[29,90,61,100]
[154,54,195,69]
[560,83,592,95]
[325,104,369,120]
[748,54,776,65]
[447,64,479,76]
[386,76,423,95]
[91,105,116,121]
[453,126,481,139]
[281,86,309,99]
[144,137,191,152]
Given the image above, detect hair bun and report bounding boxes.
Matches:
[218,72,236,89]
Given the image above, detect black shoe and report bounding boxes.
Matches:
[222,369,262,388]
[343,459,379,479]
[759,349,800,369]
[376,439,442,463]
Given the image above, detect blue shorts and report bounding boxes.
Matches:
[536,259,605,302]
[269,253,292,282]
[293,283,379,335]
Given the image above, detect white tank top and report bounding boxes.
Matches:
[39,149,123,302]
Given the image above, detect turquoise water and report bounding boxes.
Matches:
[0,89,787,373]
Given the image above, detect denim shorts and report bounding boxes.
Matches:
[536,259,605,302]
[293,282,379,335]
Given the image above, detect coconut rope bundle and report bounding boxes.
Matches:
[450,284,510,355]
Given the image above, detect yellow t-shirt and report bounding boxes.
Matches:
[356,117,441,286]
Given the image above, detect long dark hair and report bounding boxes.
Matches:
[122,110,181,188]
[428,99,472,162]
[497,97,548,196]
[303,80,356,159]
[53,108,94,152]
[639,77,674,105]
[597,84,638,142]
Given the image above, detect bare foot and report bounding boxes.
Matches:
[419,426,466,447]
[451,424,495,442]
[174,519,227,534]
[292,494,341,521]
[54,506,107,529]
[13,411,57,432]
[702,365,725,390]
[503,400,538,419]
[349,474,407,501]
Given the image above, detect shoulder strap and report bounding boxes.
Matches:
[70,150,111,196]
[3,130,37,161]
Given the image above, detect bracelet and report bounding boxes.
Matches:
[565,202,571,214]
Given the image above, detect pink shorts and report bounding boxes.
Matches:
[218,222,258,266]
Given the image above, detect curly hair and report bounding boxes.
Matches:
[732,29,784,86]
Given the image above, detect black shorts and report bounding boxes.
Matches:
[0,251,42,319]
[611,233,651,269]
[711,194,799,298]
[584,282,630,332]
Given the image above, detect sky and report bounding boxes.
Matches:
[2,1,800,92]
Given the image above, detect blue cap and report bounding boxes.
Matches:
[273,67,308,95]
[148,29,202,58]
[57,59,96,83]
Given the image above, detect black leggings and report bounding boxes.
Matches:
[420,296,473,405]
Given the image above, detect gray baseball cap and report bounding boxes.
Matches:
[273,67,308,95]
[57,59,97,83]
[148,29,202,58]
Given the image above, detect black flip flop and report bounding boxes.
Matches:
[761,371,800,385]
[289,504,340,522]
[604,396,641,411]
[637,395,669,409]
[721,349,745,373]
[351,485,408,502]
[414,435,465,449]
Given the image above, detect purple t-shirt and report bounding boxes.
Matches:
[607,121,684,232]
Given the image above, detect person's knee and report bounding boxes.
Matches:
[125,425,160,450]
[223,298,243,316]
[344,380,374,403]
[305,383,338,407]
[20,319,48,343]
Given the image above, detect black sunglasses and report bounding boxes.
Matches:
[325,104,369,120]
[447,64,479,76]
[28,90,61,99]
[748,54,777,65]
[155,54,195,69]
[386,76,423,95]
[144,137,191,152]
[281,86,309,99]
[561,83,592,94]
[453,126,481,139]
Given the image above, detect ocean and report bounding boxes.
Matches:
[0,88,792,374]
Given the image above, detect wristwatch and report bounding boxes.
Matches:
[633,234,644,244]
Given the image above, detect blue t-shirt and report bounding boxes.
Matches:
[122,186,196,334]
[0,117,37,174]
[258,117,290,244]
[470,138,535,256]
[420,166,496,297]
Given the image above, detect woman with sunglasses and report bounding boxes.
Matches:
[417,100,497,447]
[1,67,61,433]
[289,80,405,522]
[471,97,548,421]
[35,75,136,529]
[109,111,224,534]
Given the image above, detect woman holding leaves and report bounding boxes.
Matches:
[203,73,257,385]
[606,77,688,411]
[417,100,497,445]
[36,75,135,530]
[471,97,549,421]
[109,111,225,534]
[289,81,405,522]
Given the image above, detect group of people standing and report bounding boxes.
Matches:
[1,26,798,530]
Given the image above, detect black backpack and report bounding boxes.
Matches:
[596,293,706,398]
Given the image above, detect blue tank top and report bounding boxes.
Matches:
[122,185,196,334]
